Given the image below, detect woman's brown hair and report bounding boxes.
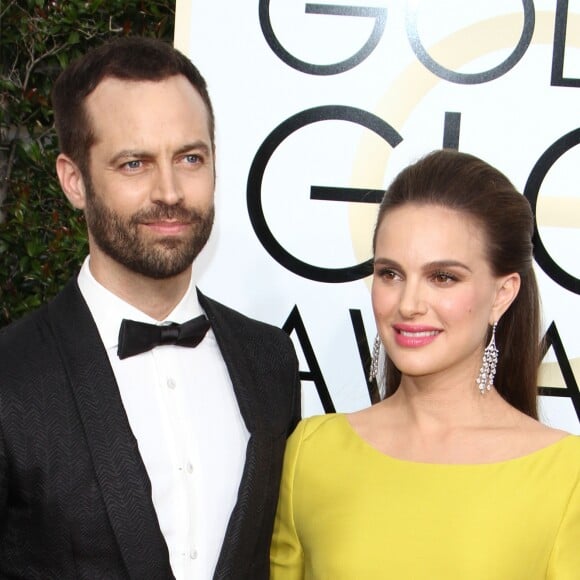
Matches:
[373,149,541,418]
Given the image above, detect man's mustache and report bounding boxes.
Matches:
[131,204,209,224]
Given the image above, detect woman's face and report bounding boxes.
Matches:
[372,203,515,385]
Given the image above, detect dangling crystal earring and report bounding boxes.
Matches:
[476,322,499,395]
[369,334,381,381]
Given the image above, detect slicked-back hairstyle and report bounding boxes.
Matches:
[373,149,541,418]
[51,36,214,174]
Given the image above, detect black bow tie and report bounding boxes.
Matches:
[117,315,210,360]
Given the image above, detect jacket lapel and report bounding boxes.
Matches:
[199,292,278,579]
[48,279,173,579]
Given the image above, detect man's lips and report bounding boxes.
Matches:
[141,220,191,234]
[392,324,441,347]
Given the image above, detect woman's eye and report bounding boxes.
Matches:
[376,268,400,281]
[433,271,456,284]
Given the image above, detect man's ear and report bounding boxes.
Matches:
[491,273,521,323]
[56,154,87,210]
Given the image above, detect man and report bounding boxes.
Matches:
[0,37,300,579]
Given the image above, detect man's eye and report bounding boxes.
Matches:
[185,154,201,164]
[123,160,142,170]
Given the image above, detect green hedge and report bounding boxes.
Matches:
[0,0,175,326]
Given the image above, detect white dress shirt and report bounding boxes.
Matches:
[77,257,249,579]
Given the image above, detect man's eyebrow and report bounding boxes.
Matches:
[174,141,212,156]
[108,141,212,166]
[108,150,150,165]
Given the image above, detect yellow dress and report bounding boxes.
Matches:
[271,413,580,580]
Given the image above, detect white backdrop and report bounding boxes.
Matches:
[175,0,580,433]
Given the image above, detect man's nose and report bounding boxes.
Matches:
[151,164,183,205]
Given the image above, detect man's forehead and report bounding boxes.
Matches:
[84,75,212,144]
[86,74,202,101]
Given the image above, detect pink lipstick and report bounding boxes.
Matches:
[393,324,441,347]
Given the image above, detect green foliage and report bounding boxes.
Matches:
[0,0,175,326]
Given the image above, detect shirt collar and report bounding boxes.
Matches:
[77,256,204,350]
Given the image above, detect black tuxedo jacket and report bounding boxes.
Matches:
[0,278,300,579]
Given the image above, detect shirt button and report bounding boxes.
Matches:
[186,462,194,474]
[167,378,176,389]
[190,548,198,560]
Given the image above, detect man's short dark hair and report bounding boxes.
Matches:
[51,37,214,174]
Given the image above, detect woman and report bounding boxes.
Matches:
[270,150,580,579]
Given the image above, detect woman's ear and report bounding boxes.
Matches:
[491,273,521,323]
[56,154,87,210]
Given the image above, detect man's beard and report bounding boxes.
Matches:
[83,177,214,280]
